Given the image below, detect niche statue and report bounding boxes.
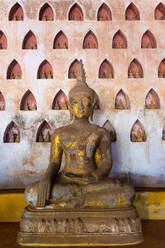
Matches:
[17,60,143,246]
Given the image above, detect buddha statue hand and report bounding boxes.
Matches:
[36,178,51,207]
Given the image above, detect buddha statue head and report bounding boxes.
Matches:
[69,60,96,120]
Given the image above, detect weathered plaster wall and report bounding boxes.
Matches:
[0,0,165,188]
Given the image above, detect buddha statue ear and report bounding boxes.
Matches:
[68,102,74,121]
[90,101,96,122]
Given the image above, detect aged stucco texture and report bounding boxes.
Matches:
[0,0,165,188]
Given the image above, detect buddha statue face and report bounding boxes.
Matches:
[69,92,94,119]
[68,59,95,120]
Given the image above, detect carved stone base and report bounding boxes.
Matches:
[17,206,143,246]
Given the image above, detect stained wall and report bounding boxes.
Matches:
[0,0,165,188]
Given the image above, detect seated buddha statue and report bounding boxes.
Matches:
[25,60,134,209]
[18,60,143,246]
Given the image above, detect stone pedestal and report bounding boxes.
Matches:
[17,205,143,246]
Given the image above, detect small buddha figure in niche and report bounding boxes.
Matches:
[9,70,21,80]
[40,4,54,21]
[83,32,98,49]
[141,31,156,49]
[99,60,113,79]
[15,73,21,79]
[53,31,68,49]
[70,13,82,21]
[25,101,37,111]
[55,39,68,49]
[136,130,144,142]
[158,59,165,78]
[47,71,53,79]
[100,71,106,78]
[99,70,108,78]
[145,97,156,109]
[41,71,46,79]
[69,4,83,21]
[54,96,68,110]
[129,69,139,78]
[6,123,20,143]
[45,131,51,142]
[71,71,76,78]
[22,92,37,111]
[125,3,140,21]
[38,128,51,143]
[129,69,138,78]
[131,122,146,142]
[13,15,22,21]
[25,60,135,209]
[145,89,160,109]
[41,70,53,79]
[158,70,164,78]
[155,3,165,20]
[69,68,77,79]
[116,99,124,109]
[10,72,15,79]
[113,32,127,49]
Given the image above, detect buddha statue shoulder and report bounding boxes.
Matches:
[25,60,134,209]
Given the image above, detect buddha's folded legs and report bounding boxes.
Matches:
[25,179,135,208]
[82,179,135,208]
[24,181,81,208]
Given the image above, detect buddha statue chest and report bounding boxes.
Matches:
[59,125,99,177]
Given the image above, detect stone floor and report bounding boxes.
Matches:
[0,221,164,248]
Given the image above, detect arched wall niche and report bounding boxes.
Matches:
[130,120,146,142]
[158,58,165,77]
[128,59,143,78]
[52,90,68,110]
[103,120,116,142]
[9,3,24,21]
[112,30,127,48]
[125,2,140,20]
[7,60,22,79]
[37,60,53,79]
[0,31,7,49]
[39,3,54,21]
[155,3,165,20]
[36,121,51,142]
[68,59,80,78]
[83,31,98,49]
[145,89,160,109]
[97,3,112,21]
[115,89,130,110]
[22,31,37,49]
[141,30,157,48]
[4,121,20,143]
[53,31,68,49]
[68,3,83,21]
[0,92,5,110]
[99,59,114,78]
[20,90,37,111]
